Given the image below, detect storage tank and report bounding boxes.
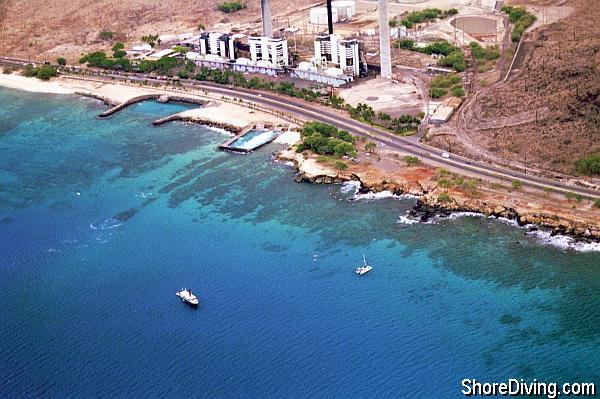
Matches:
[331,1,356,19]
[298,61,317,72]
[309,7,339,26]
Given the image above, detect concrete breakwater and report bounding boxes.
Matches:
[98,94,205,118]
[152,114,241,133]
[75,91,118,106]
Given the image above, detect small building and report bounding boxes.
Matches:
[147,49,176,60]
[248,36,289,68]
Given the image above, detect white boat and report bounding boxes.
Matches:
[176,288,199,307]
[355,254,372,275]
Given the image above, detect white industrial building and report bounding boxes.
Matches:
[314,34,362,76]
[248,36,289,68]
[197,32,246,61]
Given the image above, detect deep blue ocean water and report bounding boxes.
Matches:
[0,87,599,398]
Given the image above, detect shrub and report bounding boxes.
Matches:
[56,57,66,66]
[112,42,125,51]
[99,31,114,41]
[403,155,420,166]
[451,86,465,97]
[502,6,536,42]
[438,50,465,71]
[334,161,348,171]
[197,23,206,30]
[438,192,452,203]
[141,34,161,48]
[429,87,448,98]
[595,199,600,208]
[575,155,600,175]
[172,45,189,54]
[218,1,246,13]
[113,50,127,58]
[394,39,415,50]
[36,65,58,80]
[511,180,522,190]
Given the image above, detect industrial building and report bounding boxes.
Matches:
[313,34,364,76]
[248,36,289,68]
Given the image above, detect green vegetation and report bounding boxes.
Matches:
[334,161,348,171]
[112,42,125,52]
[575,154,600,175]
[390,8,458,29]
[113,50,127,58]
[56,57,66,66]
[296,122,356,157]
[501,6,536,42]
[79,51,132,71]
[469,42,499,61]
[141,34,161,48]
[565,192,583,203]
[429,74,463,98]
[511,180,523,190]
[403,156,421,166]
[365,141,376,154]
[469,42,499,73]
[429,87,447,98]
[217,1,246,13]
[99,31,114,41]
[2,67,14,74]
[197,23,206,31]
[21,64,58,81]
[172,45,189,54]
[438,192,452,203]
[437,50,466,72]
[348,103,375,123]
[394,40,465,72]
[595,199,600,208]
[437,167,449,177]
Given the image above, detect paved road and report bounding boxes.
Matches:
[1,56,598,200]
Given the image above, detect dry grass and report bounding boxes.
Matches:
[0,0,314,62]
[468,0,600,174]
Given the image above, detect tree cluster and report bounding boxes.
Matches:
[296,122,357,157]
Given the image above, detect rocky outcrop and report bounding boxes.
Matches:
[277,149,600,242]
[419,190,600,240]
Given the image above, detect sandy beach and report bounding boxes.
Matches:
[0,69,299,132]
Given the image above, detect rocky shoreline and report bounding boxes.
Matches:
[278,150,600,242]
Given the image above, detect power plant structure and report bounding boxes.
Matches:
[378,0,392,78]
[260,0,273,38]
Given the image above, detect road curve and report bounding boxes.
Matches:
[0,56,598,200]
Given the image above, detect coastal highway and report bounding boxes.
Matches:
[0,56,598,199]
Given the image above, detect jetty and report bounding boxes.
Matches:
[97,94,205,118]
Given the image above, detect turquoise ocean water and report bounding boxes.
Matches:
[0,87,599,398]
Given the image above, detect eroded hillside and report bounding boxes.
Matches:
[0,0,313,61]
[463,0,599,174]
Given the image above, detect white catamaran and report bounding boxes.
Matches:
[355,254,372,275]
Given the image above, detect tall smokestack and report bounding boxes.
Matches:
[378,0,392,78]
[326,0,334,34]
[261,0,273,38]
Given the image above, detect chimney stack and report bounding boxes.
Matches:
[378,0,392,78]
[326,0,334,34]
[261,0,273,38]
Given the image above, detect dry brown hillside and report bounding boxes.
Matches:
[0,0,314,62]
[462,0,600,174]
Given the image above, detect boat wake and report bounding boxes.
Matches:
[90,218,123,231]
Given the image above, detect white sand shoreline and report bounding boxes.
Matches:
[0,69,300,133]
